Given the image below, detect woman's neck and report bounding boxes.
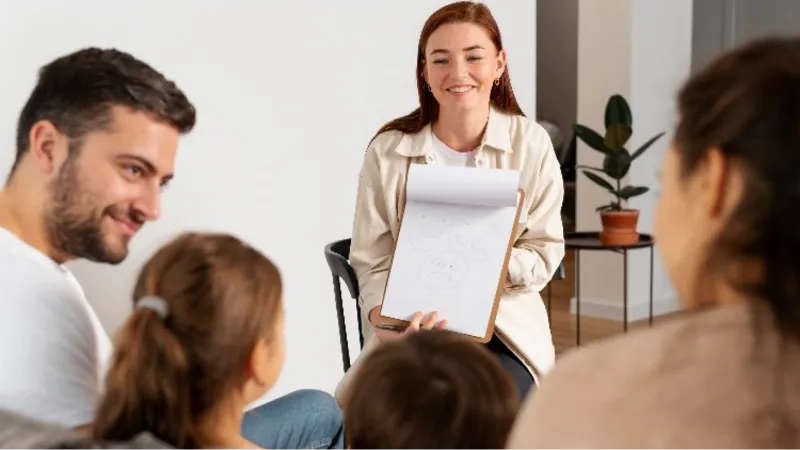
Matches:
[432,105,490,153]
[682,270,755,310]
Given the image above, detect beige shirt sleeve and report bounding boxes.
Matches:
[506,125,566,294]
[349,145,393,319]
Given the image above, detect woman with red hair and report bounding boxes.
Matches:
[336,1,565,405]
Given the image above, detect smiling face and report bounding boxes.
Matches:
[422,22,506,115]
[40,106,180,263]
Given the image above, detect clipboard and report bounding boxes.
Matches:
[377,163,526,344]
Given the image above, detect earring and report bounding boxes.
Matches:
[427,83,432,92]
[494,78,500,86]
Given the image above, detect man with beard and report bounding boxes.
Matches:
[0,47,344,449]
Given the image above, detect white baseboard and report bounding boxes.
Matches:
[568,294,681,322]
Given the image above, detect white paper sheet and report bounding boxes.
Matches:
[406,164,521,207]
[380,164,522,339]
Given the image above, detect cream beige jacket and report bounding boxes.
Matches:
[334,106,565,403]
[507,302,800,448]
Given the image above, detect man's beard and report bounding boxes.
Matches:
[44,158,128,264]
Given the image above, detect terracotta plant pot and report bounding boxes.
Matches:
[599,209,640,246]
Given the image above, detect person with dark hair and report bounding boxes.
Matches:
[94,232,286,449]
[336,1,565,404]
[508,36,800,448]
[0,47,343,449]
[343,329,519,449]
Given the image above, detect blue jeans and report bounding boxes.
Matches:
[241,389,344,449]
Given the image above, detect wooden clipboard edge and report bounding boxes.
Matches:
[476,187,526,343]
[376,163,526,344]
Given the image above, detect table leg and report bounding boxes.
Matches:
[649,246,654,326]
[576,249,581,346]
[623,249,628,332]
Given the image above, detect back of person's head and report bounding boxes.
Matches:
[655,36,800,335]
[343,329,519,449]
[92,232,285,448]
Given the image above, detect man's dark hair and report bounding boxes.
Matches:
[10,47,196,176]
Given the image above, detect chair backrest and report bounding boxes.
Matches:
[324,238,362,373]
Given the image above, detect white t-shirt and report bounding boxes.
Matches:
[431,133,477,167]
[0,226,112,428]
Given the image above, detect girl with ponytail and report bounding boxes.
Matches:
[92,232,285,449]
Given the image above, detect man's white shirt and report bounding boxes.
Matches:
[0,226,112,428]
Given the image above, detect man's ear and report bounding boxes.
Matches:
[27,120,69,175]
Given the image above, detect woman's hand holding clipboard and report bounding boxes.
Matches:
[373,310,448,343]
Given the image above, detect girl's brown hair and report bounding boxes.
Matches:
[673,36,800,336]
[372,1,523,141]
[343,329,519,448]
[92,232,283,448]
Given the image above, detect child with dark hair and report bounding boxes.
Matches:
[343,329,519,449]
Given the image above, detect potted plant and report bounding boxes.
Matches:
[572,94,665,246]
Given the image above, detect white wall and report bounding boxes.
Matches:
[0,0,537,404]
[571,0,692,321]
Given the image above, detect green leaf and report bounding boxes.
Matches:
[630,131,666,160]
[602,153,631,180]
[573,124,613,155]
[604,124,632,150]
[581,170,615,193]
[576,165,605,174]
[616,185,650,199]
[605,94,632,128]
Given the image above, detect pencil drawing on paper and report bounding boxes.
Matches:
[411,213,450,253]
[411,212,493,264]
[445,233,488,262]
[417,254,468,291]
[469,243,488,261]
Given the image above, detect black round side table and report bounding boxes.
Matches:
[564,231,655,346]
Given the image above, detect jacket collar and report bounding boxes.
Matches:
[398,105,514,157]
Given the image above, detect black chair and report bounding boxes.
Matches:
[324,238,362,373]
[324,238,567,372]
